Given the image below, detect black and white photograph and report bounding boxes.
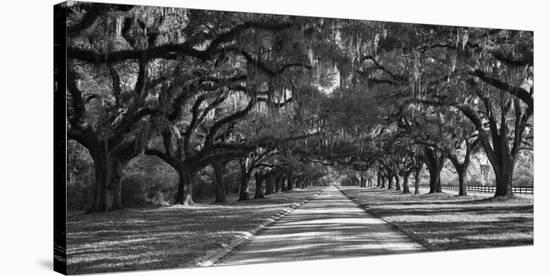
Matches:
[53,0,536,274]
[2,0,548,276]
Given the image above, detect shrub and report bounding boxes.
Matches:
[67,141,94,210]
[514,175,533,187]
[67,180,93,210]
[121,175,148,207]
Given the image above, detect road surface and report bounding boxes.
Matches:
[218,186,424,266]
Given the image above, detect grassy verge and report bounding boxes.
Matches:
[66,188,321,274]
[339,186,533,251]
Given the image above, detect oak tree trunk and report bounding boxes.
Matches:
[86,138,145,213]
[265,174,274,195]
[387,175,393,189]
[402,172,411,194]
[275,176,281,193]
[281,177,288,192]
[457,168,467,196]
[239,172,251,201]
[87,152,124,213]
[287,174,294,191]
[427,163,443,193]
[212,161,226,203]
[395,175,401,191]
[360,175,366,187]
[175,167,195,205]
[254,172,264,199]
[423,148,446,193]
[450,151,473,197]
[414,167,421,194]
[494,156,515,197]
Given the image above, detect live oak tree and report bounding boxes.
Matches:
[436,29,531,198]
[416,29,533,197]
[446,115,479,196]
[66,4,180,212]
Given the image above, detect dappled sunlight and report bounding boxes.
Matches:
[60,3,533,274]
[220,187,423,266]
[340,187,533,250]
[66,188,322,274]
[66,184,533,273]
[69,236,162,253]
[462,232,532,241]
[386,213,503,223]
[282,217,386,226]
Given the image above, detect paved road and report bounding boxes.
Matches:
[218,186,424,266]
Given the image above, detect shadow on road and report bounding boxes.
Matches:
[220,187,424,266]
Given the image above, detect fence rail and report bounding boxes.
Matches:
[441,185,533,195]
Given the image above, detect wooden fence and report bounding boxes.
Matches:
[441,185,533,195]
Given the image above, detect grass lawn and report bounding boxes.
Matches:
[338,186,533,251]
[66,188,321,274]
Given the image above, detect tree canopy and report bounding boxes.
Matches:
[63,2,533,213]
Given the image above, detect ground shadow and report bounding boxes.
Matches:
[340,187,533,250]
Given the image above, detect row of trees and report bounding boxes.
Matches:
[65,3,342,212]
[306,24,533,197]
[64,3,533,213]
